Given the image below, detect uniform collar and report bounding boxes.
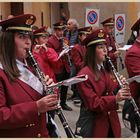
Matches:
[97,63,104,71]
[16,59,28,68]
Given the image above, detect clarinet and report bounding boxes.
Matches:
[106,56,140,130]
[27,50,77,138]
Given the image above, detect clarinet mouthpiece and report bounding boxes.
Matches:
[105,55,110,60]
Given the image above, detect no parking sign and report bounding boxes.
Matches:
[85,8,100,27]
[115,14,125,44]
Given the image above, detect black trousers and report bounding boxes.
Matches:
[137,127,140,137]
[108,119,114,138]
[108,125,114,138]
[56,68,70,106]
[70,63,80,98]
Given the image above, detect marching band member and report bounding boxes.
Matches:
[125,31,140,137]
[33,26,62,83]
[101,17,123,89]
[47,22,72,111]
[127,18,140,45]
[101,17,120,70]
[70,26,92,103]
[75,28,131,138]
[0,14,59,137]
[32,26,63,119]
[71,26,91,73]
[64,18,79,101]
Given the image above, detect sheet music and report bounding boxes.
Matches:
[127,75,140,83]
[63,74,88,86]
[118,45,132,51]
[48,74,88,88]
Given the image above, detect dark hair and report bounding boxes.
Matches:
[84,44,100,81]
[0,31,20,82]
[32,25,39,31]
[127,31,137,45]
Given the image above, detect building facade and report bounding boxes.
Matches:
[0,2,140,43]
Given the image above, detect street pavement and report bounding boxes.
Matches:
[54,88,137,138]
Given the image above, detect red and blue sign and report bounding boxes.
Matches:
[87,10,98,25]
[116,16,124,31]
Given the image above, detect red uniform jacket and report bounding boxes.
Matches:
[106,33,117,69]
[47,35,70,74]
[71,44,86,73]
[0,69,49,137]
[33,47,62,82]
[125,39,140,106]
[77,66,121,137]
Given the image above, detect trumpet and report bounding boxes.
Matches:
[58,38,74,67]
[27,49,77,138]
[106,56,140,131]
[57,44,74,60]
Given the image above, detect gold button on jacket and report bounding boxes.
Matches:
[37,133,41,137]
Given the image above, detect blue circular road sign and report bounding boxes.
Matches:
[87,10,98,25]
[116,16,124,31]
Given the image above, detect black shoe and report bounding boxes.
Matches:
[73,97,81,104]
[61,104,72,111]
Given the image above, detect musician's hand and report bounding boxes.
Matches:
[119,75,127,85]
[34,44,48,52]
[44,75,54,86]
[44,75,59,96]
[116,85,132,103]
[36,94,59,113]
[42,44,48,52]
[114,50,120,57]
[34,45,40,52]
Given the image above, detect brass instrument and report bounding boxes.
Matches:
[59,38,73,67]
[57,43,74,60]
[27,50,77,138]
